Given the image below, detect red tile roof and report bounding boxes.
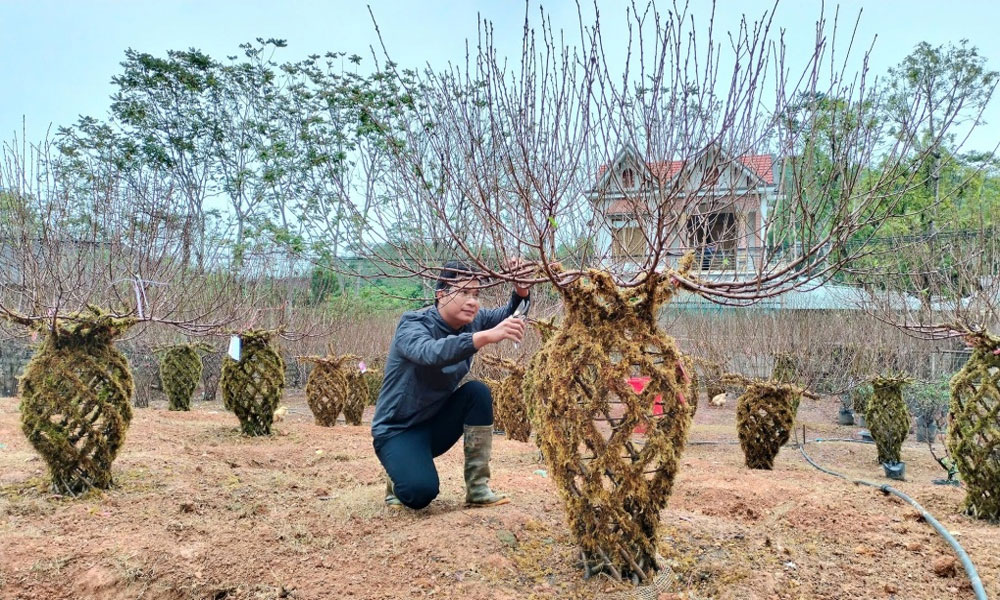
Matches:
[597,154,774,186]
[737,154,775,185]
[647,160,686,182]
[607,199,646,215]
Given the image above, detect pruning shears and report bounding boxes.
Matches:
[511,297,531,350]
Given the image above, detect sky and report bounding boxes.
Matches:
[2,0,999,153]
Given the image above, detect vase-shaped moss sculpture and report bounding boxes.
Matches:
[483,377,509,432]
[520,317,558,425]
[697,358,725,402]
[851,385,871,418]
[344,364,370,426]
[299,351,357,427]
[771,352,802,413]
[948,332,1000,521]
[525,267,692,584]
[362,363,383,406]
[158,344,204,411]
[18,307,136,494]
[495,370,530,442]
[479,353,531,442]
[221,330,285,436]
[735,380,799,470]
[866,376,911,464]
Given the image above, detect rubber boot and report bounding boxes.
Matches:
[464,424,510,507]
[384,474,402,508]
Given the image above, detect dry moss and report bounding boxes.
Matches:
[221,330,285,436]
[852,385,871,415]
[298,350,360,426]
[947,332,1000,521]
[157,344,204,411]
[771,352,802,413]
[363,367,383,406]
[343,365,370,426]
[479,353,530,442]
[771,353,798,384]
[18,306,136,494]
[483,377,506,431]
[867,376,912,464]
[733,379,799,470]
[678,354,698,417]
[696,358,725,401]
[520,317,558,426]
[524,265,693,584]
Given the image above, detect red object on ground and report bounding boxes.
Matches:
[628,376,663,435]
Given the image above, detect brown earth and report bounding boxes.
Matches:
[1,393,997,600]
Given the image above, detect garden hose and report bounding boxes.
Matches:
[684,438,874,447]
[796,427,988,600]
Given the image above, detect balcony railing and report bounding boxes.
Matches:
[606,246,765,274]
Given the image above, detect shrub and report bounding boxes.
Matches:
[18,308,135,493]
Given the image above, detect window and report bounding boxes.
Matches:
[622,168,635,189]
[704,166,721,188]
[611,224,646,257]
[686,212,737,269]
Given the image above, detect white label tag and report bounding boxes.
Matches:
[228,335,241,361]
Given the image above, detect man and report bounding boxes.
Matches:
[371,260,529,509]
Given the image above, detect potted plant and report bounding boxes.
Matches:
[837,395,855,425]
[849,384,873,428]
[906,377,950,443]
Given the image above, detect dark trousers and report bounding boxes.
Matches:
[373,381,493,509]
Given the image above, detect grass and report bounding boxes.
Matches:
[29,556,71,576]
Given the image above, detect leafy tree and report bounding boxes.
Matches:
[107,48,219,268]
[774,92,882,256]
[204,39,289,268]
[309,265,341,305]
[884,40,998,229]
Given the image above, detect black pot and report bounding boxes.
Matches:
[882,461,906,481]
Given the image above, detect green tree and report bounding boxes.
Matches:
[884,40,998,230]
[204,39,289,268]
[107,48,219,269]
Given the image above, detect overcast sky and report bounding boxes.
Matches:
[2,0,998,153]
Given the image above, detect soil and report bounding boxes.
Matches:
[1,393,997,600]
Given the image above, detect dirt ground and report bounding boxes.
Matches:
[1,392,998,600]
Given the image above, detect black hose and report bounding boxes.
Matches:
[684,438,874,447]
[796,431,988,600]
[810,437,876,445]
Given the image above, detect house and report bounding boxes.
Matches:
[588,144,782,276]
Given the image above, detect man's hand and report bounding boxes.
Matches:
[473,316,525,349]
[506,257,532,298]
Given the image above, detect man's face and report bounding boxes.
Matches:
[436,278,481,327]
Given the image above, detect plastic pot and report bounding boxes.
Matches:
[837,407,855,426]
[882,461,906,481]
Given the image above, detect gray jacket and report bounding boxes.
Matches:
[370,291,526,441]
